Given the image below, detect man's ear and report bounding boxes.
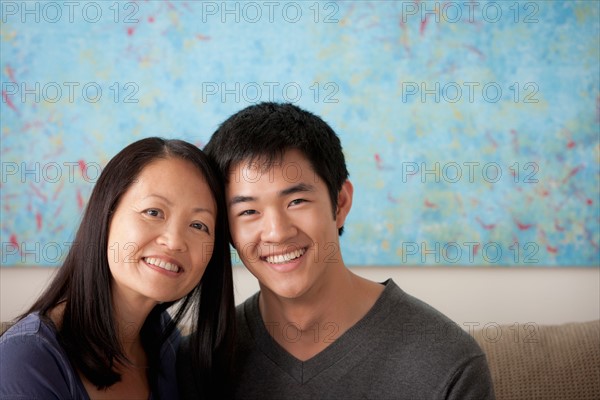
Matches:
[335,180,354,229]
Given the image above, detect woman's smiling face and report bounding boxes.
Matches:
[107,157,217,306]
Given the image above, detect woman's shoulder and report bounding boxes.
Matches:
[1,312,55,343]
[0,313,86,398]
[0,313,59,376]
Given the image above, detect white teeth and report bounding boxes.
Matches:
[144,257,180,273]
[265,248,306,264]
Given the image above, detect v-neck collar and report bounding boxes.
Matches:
[243,279,404,384]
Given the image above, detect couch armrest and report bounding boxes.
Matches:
[473,320,600,400]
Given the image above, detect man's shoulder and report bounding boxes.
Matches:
[234,292,260,343]
[235,292,259,320]
[375,280,483,358]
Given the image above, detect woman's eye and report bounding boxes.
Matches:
[191,222,210,233]
[144,209,162,217]
[239,210,257,216]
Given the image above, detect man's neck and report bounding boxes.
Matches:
[258,270,385,361]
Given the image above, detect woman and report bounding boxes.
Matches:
[0,137,235,399]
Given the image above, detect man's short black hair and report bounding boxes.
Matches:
[205,102,349,235]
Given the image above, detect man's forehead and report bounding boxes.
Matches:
[233,156,283,172]
[226,152,320,187]
[229,149,313,172]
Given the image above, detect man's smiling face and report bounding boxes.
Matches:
[226,149,352,301]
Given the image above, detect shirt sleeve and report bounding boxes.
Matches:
[0,330,82,400]
[446,354,496,400]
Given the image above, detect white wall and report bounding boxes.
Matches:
[2,266,599,327]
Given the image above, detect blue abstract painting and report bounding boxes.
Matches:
[1,1,599,266]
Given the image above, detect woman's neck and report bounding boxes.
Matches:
[110,290,156,359]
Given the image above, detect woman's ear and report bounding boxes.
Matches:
[335,180,353,229]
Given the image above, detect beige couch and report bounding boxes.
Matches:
[473,320,600,400]
[2,320,599,399]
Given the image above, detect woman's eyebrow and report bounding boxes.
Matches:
[144,193,214,215]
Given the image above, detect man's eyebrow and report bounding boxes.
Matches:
[228,183,315,207]
[229,195,256,207]
[279,183,315,197]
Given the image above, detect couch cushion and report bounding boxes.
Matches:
[473,320,600,400]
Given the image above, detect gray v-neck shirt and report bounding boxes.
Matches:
[178,279,495,399]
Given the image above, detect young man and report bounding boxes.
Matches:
[178,102,495,399]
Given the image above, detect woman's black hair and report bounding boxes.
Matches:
[21,137,235,398]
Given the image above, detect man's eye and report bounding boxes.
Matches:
[289,199,306,206]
